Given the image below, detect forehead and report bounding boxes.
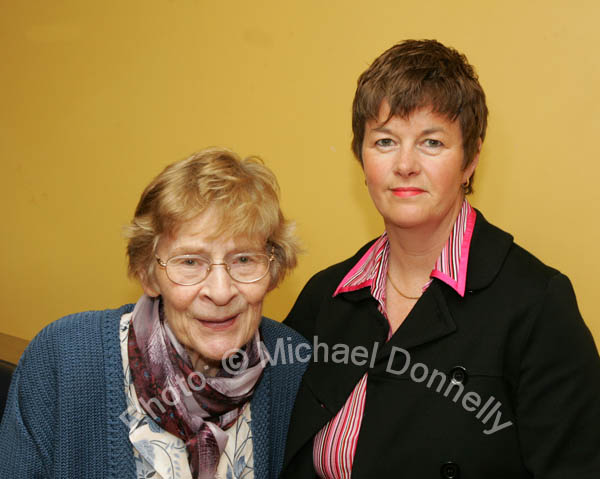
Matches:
[367,101,461,135]
[160,210,265,256]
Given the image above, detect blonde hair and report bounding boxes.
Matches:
[124,147,300,287]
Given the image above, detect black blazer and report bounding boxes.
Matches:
[282,211,600,478]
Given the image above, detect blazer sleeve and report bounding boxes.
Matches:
[0,327,58,478]
[516,273,600,477]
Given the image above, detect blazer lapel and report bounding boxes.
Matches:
[283,289,386,470]
[284,282,458,469]
[378,281,456,357]
[283,211,515,474]
[305,288,388,409]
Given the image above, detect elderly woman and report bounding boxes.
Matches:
[281,40,600,478]
[0,148,308,479]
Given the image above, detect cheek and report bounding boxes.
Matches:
[365,159,394,192]
[426,162,463,192]
[363,165,386,199]
[363,159,381,182]
[160,286,200,335]
[154,270,197,310]
[242,287,268,322]
[163,288,198,313]
[243,304,263,337]
[245,290,266,315]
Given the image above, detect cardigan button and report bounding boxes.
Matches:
[440,461,460,478]
[450,366,468,385]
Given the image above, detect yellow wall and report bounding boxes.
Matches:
[2,0,599,345]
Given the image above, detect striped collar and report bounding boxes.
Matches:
[333,200,476,306]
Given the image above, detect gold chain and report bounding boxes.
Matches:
[387,272,422,300]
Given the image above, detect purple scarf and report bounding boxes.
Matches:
[127,295,265,479]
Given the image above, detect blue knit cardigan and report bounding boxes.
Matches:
[0,304,309,478]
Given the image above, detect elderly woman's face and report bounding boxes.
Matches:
[142,209,271,369]
[362,101,479,231]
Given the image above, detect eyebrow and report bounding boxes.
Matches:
[421,127,446,135]
[371,125,395,134]
[169,244,263,257]
[370,125,447,135]
[169,246,209,256]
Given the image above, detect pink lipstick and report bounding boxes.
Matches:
[391,187,425,197]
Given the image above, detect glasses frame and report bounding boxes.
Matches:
[155,247,275,285]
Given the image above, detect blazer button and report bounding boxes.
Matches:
[450,366,468,385]
[440,461,460,478]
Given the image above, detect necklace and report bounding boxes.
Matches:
[387,272,422,300]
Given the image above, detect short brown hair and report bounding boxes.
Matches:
[125,148,300,288]
[351,39,488,194]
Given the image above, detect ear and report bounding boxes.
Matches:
[463,139,482,183]
[139,270,161,298]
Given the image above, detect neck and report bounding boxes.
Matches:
[187,349,220,377]
[385,198,464,290]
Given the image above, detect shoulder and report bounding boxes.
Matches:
[2,304,136,477]
[260,317,310,351]
[20,304,134,378]
[282,239,375,337]
[468,211,597,362]
[469,209,564,297]
[501,242,563,298]
[283,239,377,337]
[259,317,310,385]
[300,239,378,297]
[25,304,134,355]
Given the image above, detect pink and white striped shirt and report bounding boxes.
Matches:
[313,200,477,478]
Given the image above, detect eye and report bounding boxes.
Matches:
[169,255,207,268]
[423,139,443,148]
[231,254,258,265]
[375,138,395,148]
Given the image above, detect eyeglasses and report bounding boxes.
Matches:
[155,248,275,285]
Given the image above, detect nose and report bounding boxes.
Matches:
[393,146,420,177]
[199,263,237,306]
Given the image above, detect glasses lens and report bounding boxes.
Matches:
[167,255,210,285]
[228,253,270,282]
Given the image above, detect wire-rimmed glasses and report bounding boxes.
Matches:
[155,248,275,285]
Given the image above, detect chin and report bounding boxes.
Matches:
[199,346,238,364]
[386,213,428,229]
[203,335,250,362]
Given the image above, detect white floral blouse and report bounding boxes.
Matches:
[119,313,255,479]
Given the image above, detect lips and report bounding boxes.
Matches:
[197,314,239,330]
[391,187,425,197]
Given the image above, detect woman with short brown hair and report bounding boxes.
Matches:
[282,40,600,478]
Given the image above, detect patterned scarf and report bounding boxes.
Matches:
[127,295,265,479]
